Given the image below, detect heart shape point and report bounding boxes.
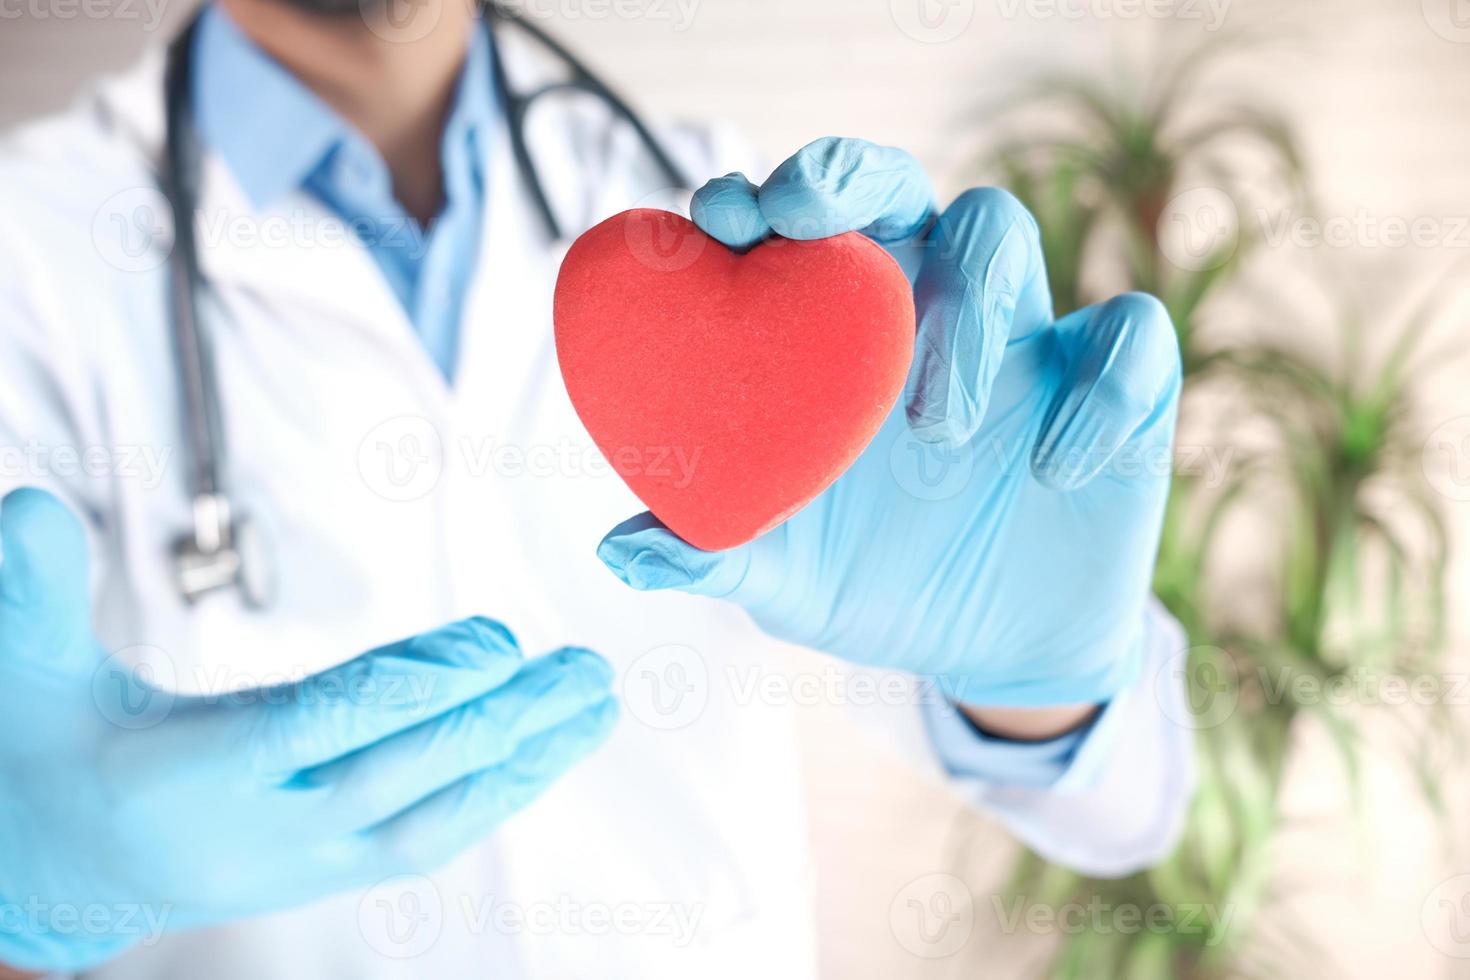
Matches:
[554,208,915,551]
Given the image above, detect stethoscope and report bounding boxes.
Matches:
[159,2,690,608]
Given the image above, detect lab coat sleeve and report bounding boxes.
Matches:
[0,214,111,539]
[0,243,96,980]
[648,121,1196,877]
[917,599,1195,878]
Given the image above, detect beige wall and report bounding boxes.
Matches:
[3,1,1468,977]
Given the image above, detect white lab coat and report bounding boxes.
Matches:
[0,24,1193,980]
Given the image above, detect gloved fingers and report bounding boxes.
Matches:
[754,137,936,244]
[1031,292,1182,492]
[908,188,1053,447]
[690,172,772,250]
[289,647,615,831]
[596,511,777,603]
[0,487,94,670]
[246,616,526,777]
[361,698,619,874]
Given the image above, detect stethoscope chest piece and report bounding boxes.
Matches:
[171,493,274,610]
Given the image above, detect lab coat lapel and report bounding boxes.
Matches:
[190,153,434,359]
[452,24,587,422]
[92,36,428,363]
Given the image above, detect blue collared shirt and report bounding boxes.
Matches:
[191,4,491,380]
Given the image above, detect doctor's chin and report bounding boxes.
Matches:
[1,0,1467,977]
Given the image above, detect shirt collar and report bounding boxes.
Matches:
[190,4,495,211]
[444,19,495,170]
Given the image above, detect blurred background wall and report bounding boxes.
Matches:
[3,1,1468,977]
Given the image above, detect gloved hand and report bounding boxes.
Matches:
[598,137,1180,709]
[0,488,618,973]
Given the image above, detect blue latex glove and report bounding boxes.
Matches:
[599,137,1181,708]
[0,488,618,973]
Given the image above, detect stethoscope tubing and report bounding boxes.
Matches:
[157,2,690,601]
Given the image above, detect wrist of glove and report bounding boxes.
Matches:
[599,137,1178,712]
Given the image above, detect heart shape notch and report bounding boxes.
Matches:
[554,208,915,551]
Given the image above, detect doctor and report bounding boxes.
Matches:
[0,0,1193,976]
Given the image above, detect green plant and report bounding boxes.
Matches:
[977,34,1459,978]
[1220,284,1456,808]
[1003,285,1454,980]
[983,35,1306,373]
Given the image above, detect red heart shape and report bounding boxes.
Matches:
[554,209,915,551]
